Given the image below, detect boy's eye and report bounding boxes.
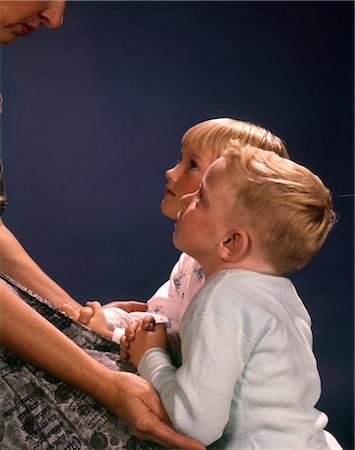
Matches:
[189,159,197,169]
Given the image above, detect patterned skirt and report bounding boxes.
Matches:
[0,273,161,450]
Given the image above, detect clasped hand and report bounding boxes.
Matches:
[120,316,168,368]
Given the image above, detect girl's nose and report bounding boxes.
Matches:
[40,1,66,29]
[165,164,178,182]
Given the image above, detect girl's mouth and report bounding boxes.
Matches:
[165,186,175,196]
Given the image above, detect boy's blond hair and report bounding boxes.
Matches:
[223,141,337,274]
[182,118,289,160]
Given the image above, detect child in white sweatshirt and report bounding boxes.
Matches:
[120,141,342,449]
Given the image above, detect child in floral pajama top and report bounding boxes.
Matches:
[146,252,204,334]
[69,118,289,341]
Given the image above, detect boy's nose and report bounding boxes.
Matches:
[40,1,66,29]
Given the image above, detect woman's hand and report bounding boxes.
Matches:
[104,370,205,449]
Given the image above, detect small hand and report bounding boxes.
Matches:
[121,317,167,368]
[119,315,156,361]
[119,320,139,361]
[61,302,95,326]
[78,301,113,339]
[61,303,80,320]
[77,305,94,325]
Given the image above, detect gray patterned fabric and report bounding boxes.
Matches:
[0,273,162,450]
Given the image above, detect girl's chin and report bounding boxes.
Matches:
[160,201,178,220]
[172,233,181,250]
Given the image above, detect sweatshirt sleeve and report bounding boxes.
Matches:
[138,313,254,445]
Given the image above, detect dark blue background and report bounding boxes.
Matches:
[1,1,353,447]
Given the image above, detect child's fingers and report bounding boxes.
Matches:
[86,301,102,312]
[61,303,79,320]
[119,348,130,361]
[119,334,130,361]
[78,307,94,325]
[125,321,139,341]
[120,334,130,350]
[142,315,156,331]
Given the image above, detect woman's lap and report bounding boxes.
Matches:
[0,273,159,450]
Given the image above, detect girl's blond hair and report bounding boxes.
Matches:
[223,141,337,274]
[182,118,289,159]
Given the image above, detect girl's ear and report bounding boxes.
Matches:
[218,228,251,262]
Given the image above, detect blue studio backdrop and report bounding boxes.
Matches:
[1,1,353,448]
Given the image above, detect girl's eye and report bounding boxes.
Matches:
[189,159,197,169]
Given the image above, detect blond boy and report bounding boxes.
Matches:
[121,141,341,449]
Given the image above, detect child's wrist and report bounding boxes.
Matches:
[137,347,170,378]
[103,329,113,340]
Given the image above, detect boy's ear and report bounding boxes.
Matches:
[218,228,250,262]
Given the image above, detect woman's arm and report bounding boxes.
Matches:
[0,281,204,449]
[0,219,81,311]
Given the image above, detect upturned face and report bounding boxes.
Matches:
[0,1,66,44]
[161,144,214,220]
[172,157,230,264]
